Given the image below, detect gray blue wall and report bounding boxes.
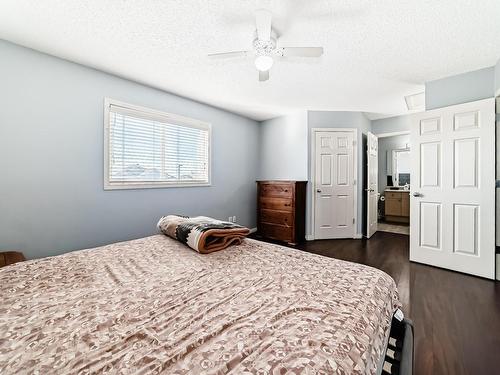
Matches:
[0,40,260,259]
[258,111,308,181]
[371,115,411,135]
[425,66,495,110]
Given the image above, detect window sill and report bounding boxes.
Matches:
[104,181,211,190]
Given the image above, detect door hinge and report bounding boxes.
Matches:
[353,218,355,224]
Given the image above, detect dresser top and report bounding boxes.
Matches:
[256,180,308,183]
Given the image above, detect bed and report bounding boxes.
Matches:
[0,235,402,374]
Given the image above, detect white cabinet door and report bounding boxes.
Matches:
[410,98,495,279]
[366,132,378,238]
[314,131,356,239]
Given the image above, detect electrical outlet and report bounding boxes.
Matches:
[232,216,237,223]
[228,216,232,222]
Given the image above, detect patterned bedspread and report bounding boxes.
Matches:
[0,235,400,374]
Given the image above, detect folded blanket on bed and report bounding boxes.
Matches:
[157,215,250,253]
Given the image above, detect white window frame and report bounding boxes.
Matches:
[103,98,212,190]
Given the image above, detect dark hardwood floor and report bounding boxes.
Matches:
[252,231,500,375]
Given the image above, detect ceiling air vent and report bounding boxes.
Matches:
[404,92,425,111]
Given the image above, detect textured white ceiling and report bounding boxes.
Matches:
[0,0,499,121]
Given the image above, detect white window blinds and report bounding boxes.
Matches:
[104,100,210,189]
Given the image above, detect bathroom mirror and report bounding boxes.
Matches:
[391,149,410,187]
[380,134,410,192]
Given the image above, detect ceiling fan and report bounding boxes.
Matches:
[208,8,324,81]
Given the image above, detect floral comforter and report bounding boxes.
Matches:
[0,235,399,374]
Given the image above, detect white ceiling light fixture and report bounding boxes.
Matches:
[255,55,273,71]
[208,8,324,81]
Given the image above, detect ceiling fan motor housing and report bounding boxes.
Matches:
[253,30,280,56]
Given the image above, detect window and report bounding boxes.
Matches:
[104,99,211,189]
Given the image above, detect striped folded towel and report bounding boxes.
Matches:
[157,215,250,254]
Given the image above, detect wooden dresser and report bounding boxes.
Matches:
[257,180,307,245]
[0,251,26,268]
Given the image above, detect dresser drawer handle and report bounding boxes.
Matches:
[284,203,290,206]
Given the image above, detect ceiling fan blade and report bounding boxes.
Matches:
[255,9,272,41]
[207,51,250,59]
[259,70,269,82]
[281,47,324,57]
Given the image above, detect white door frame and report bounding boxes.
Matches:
[366,131,378,238]
[310,128,358,240]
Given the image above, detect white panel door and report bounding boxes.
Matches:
[366,132,378,238]
[314,131,356,239]
[410,98,495,279]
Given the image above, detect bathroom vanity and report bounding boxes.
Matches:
[384,189,410,223]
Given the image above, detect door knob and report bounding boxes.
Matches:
[316,189,322,193]
[412,192,423,197]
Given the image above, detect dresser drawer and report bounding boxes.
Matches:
[259,183,293,198]
[259,223,293,242]
[386,191,406,199]
[260,209,293,226]
[259,197,293,212]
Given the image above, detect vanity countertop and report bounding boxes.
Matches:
[384,189,410,193]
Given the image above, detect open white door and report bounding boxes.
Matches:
[366,132,378,238]
[410,98,495,279]
[314,130,356,239]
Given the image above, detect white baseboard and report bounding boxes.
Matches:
[306,234,315,241]
[249,227,257,234]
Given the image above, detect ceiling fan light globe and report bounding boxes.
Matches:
[254,55,273,71]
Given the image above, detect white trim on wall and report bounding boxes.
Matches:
[376,130,410,138]
[310,127,358,240]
